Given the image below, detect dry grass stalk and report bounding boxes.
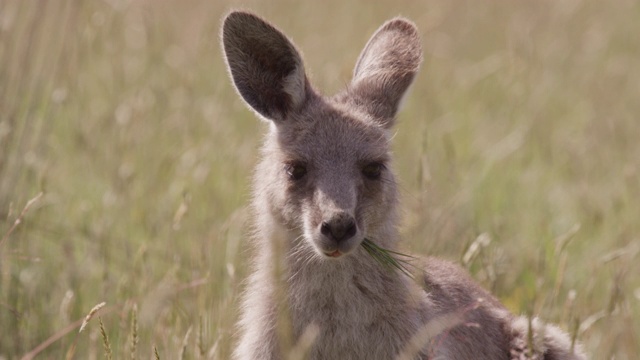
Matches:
[129,304,138,360]
[0,192,43,249]
[64,342,76,360]
[287,323,320,360]
[79,302,106,334]
[395,309,467,360]
[179,325,193,360]
[21,310,109,360]
[570,317,580,354]
[197,317,205,358]
[462,232,491,267]
[99,317,113,360]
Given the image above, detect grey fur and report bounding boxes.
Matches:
[221,10,587,360]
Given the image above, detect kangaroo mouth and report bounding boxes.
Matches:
[326,249,342,258]
[315,235,363,259]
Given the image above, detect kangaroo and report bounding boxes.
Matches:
[221,11,586,360]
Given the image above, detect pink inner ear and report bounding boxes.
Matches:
[353,18,422,83]
[345,17,422,123]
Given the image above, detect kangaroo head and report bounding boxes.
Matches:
[222,11,421,259]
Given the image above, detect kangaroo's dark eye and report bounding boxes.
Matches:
[362,162,384,180]
[285,163,307,180]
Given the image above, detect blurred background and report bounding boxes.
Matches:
[1,0,639,358]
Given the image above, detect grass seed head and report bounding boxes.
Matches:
[79,302,106,334]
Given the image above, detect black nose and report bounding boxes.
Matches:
[320,216,357,243]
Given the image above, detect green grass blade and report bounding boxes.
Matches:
[361,238,415,278]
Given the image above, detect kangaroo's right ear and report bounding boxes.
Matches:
[222,11,310,122]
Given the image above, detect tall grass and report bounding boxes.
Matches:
[1,0,639,358]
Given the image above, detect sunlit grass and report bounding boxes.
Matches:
[1,0,639,358]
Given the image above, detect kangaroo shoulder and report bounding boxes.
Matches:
[421,256,504,312]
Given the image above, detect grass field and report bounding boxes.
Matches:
[1,0,639,358]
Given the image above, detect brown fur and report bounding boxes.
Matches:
[221,10,586,360]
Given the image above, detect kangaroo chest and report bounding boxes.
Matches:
[287,266,424,360]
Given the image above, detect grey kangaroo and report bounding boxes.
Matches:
[221,10,586,360]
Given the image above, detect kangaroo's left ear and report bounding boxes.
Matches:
[350,18,422,128]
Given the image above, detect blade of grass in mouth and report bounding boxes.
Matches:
[361,238,416,278]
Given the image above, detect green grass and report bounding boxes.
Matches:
[1,0,639,358]
[361,238,416,279]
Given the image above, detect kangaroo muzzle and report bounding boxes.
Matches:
[315,211,361,258]
[320,213,357,243]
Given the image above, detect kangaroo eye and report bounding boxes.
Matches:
[362,162,384,180]
[285,163,307,180]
